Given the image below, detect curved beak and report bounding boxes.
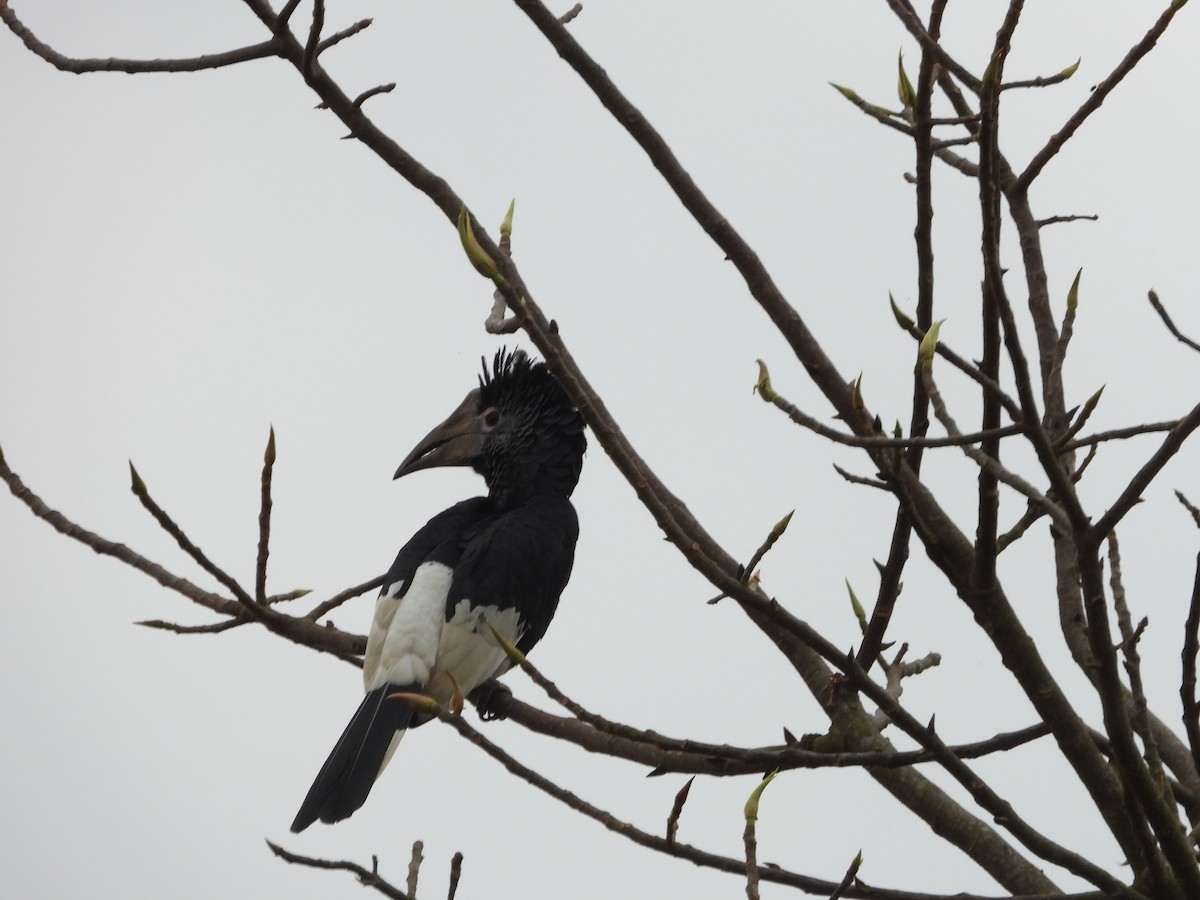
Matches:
[394,389,485,480]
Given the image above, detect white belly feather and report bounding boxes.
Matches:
[364,562,453,692]
[426,599,523,704]
[363,561,524,703]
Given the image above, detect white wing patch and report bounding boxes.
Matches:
[427,600,523,705]
[363,562,453,692]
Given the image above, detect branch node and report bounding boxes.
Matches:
[353,82,396,109]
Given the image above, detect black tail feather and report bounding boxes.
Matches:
[290,683,418,832]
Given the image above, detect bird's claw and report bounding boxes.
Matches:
[471,679,513,721]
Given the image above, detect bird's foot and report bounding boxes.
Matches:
[470,679,512,721]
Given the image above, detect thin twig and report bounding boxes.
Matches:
[1109,534,1163,788]
[920,364,1067,525]
[743,814,762,900]
[1147,290,1200,355]
[830,85,913,136]
[1050,285,1084,440]
[127,463,262,617]
[446,853,463,900]
[1017,0,1189,190]
[666,777,695,845]
[1001,60,1081,92]
[317,17,372,54]
[1091,401,1200,540]
[406,841,423,899]
[275,0,303,32]
[304,574,385,621]
[828,851,864,900]
[1183,547,1200,778]
[266,841,411,899]
[755,361,1022,450]
[302,0,325,76]
[354,82,396,109]
[486,207,522,334]
[930,135,976,149]
[741,511,793,582]
[134,588,310,635]
[1057,387,1104,448]
[1036,214,1099,228]
[998,502,1044,553]
[832,465,889,490]
[256,427,275,604]
[879,0,982,93]
[0,4,279,73]
[1060,419,1180,451]
[873,648,942,731]
[859,1,941,676]
[484,294,522,334]
[892,312,1024,422]
[1177,491,1200,530]
[1074,444,1099,483]
[136,617,244,635]
[1,452,364,660]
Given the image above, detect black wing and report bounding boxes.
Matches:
[290,497,492,833]
[446,496,579,655]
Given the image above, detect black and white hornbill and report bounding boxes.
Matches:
[290,349,586,832]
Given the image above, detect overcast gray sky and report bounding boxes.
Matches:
[2,2,1199,898]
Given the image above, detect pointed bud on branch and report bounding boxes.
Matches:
[129,461,147,497]
[500,199,516,238]
[1067,268,1082,313]
[485,620,526,664]
[889,293,914,330]
[457,206,500,280]
[919,319,945,369]
[897,51,916,110]
[744,770,778,822]
[753,359,776,402]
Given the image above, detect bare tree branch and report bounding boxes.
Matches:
[1147,290,1200,355]
[317,17,372,55]
[5,1,1198,896]
[304,575,385,622]
[446,852,463,900]
[0,2,279,73]
[1036,213,1099,228]
[1,450,363,661]
[1183,546,1200,778]
[1017,0,1190,190]
[267,841,412,899]
[440,707,1073,900]
[406,841,423,899]
[256,427,276,604]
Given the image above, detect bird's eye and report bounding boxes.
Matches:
[481,408,501,430]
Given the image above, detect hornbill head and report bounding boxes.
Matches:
[394,349,586,499]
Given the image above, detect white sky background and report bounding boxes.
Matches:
[1,2,1198,898]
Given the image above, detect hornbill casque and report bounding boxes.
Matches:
[291,349,586,832]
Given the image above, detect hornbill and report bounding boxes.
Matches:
[290,349,586,832]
